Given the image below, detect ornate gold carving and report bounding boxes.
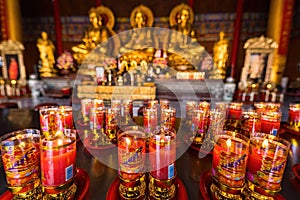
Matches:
[0,40,27,85]
[239,35,278,90]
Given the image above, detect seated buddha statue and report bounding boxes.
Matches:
[168,3,204,55]
[167,3,205,71]
[120,5,157,54]
[72,7,116,64]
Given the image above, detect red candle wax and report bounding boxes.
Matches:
[247,147,263,177]
[229,109,242,120]
[289,110,300,122]
[62,113,73,129]
[118,131,146,181]
[143,114,157,131]
[41,139,76,187]
[261,119,280,134]
[149,134,176,180]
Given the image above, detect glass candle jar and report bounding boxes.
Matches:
[123,99,133,117]
[40,129,77,198]
[0,129,42,198]
[58,106,73,130]
[147,100,159,109]
[160,107,176,131]
[228,102,243,120]
[265,102,281,112]
[261,111,281,135]
[191,109,209,145]
[80,98,93,123]
[214,102,229,118]
[118,129,146,200]
[143,107,158,136]
[240,110,261,137]
[149,128,177,200]
[198,101,210,112]
[186,100,197,121]
[159,99,170,110]
[245,133,290,199]
[254,102,266,114]
[211,131,249,199]
[93,98,104,108]
[89,107,105,134]
[39,106,59,136]
[288,103,300,132]
[105,108,119,144]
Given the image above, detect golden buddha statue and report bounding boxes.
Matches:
[167,3,205,71]
[119,5,156,73]
[72,6,118,65]
[120,5,156,54]
[211,31,229,79]
[36,31,57,77]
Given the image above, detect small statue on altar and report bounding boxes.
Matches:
[72,6,117,64]
[36,31,57,77]
[211,31,229,79]
[120,5,157,53]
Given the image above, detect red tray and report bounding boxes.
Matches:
[280,123,300,136]
[199,169,285,200]
[0,168,90,200]
[292,163,300,181]
[106,176,188,200]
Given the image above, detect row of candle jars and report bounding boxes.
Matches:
[0,128,77,199]
[215,102,282,136]
[80,98,134,144]
[118,127,177,200]
[118,99,177,199]
[211,131,290,200]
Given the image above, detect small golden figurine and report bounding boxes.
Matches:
[36,31,57,77]
[211,31,229,79]
[72,6,118,65]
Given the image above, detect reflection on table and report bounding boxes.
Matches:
[0,108,300,199]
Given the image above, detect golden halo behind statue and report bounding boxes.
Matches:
[169,3,194,27]
[130,4,154,27]
[96,5,115,30]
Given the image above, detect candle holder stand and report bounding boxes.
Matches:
[148,174,176,200]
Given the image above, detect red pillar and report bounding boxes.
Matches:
[188,0,195,10]
[230,0,244,78]
[96,0,101,6]
[52,0,63,55]
[0,0,9,40]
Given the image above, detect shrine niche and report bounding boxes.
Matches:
[0,40,26,84]
[238,35,278,90]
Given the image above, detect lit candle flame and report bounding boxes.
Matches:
[226,139,232,148]
[262,139,268,148]
[58,139,63,146]
[19,142,25,149]
[125,137,131,146]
